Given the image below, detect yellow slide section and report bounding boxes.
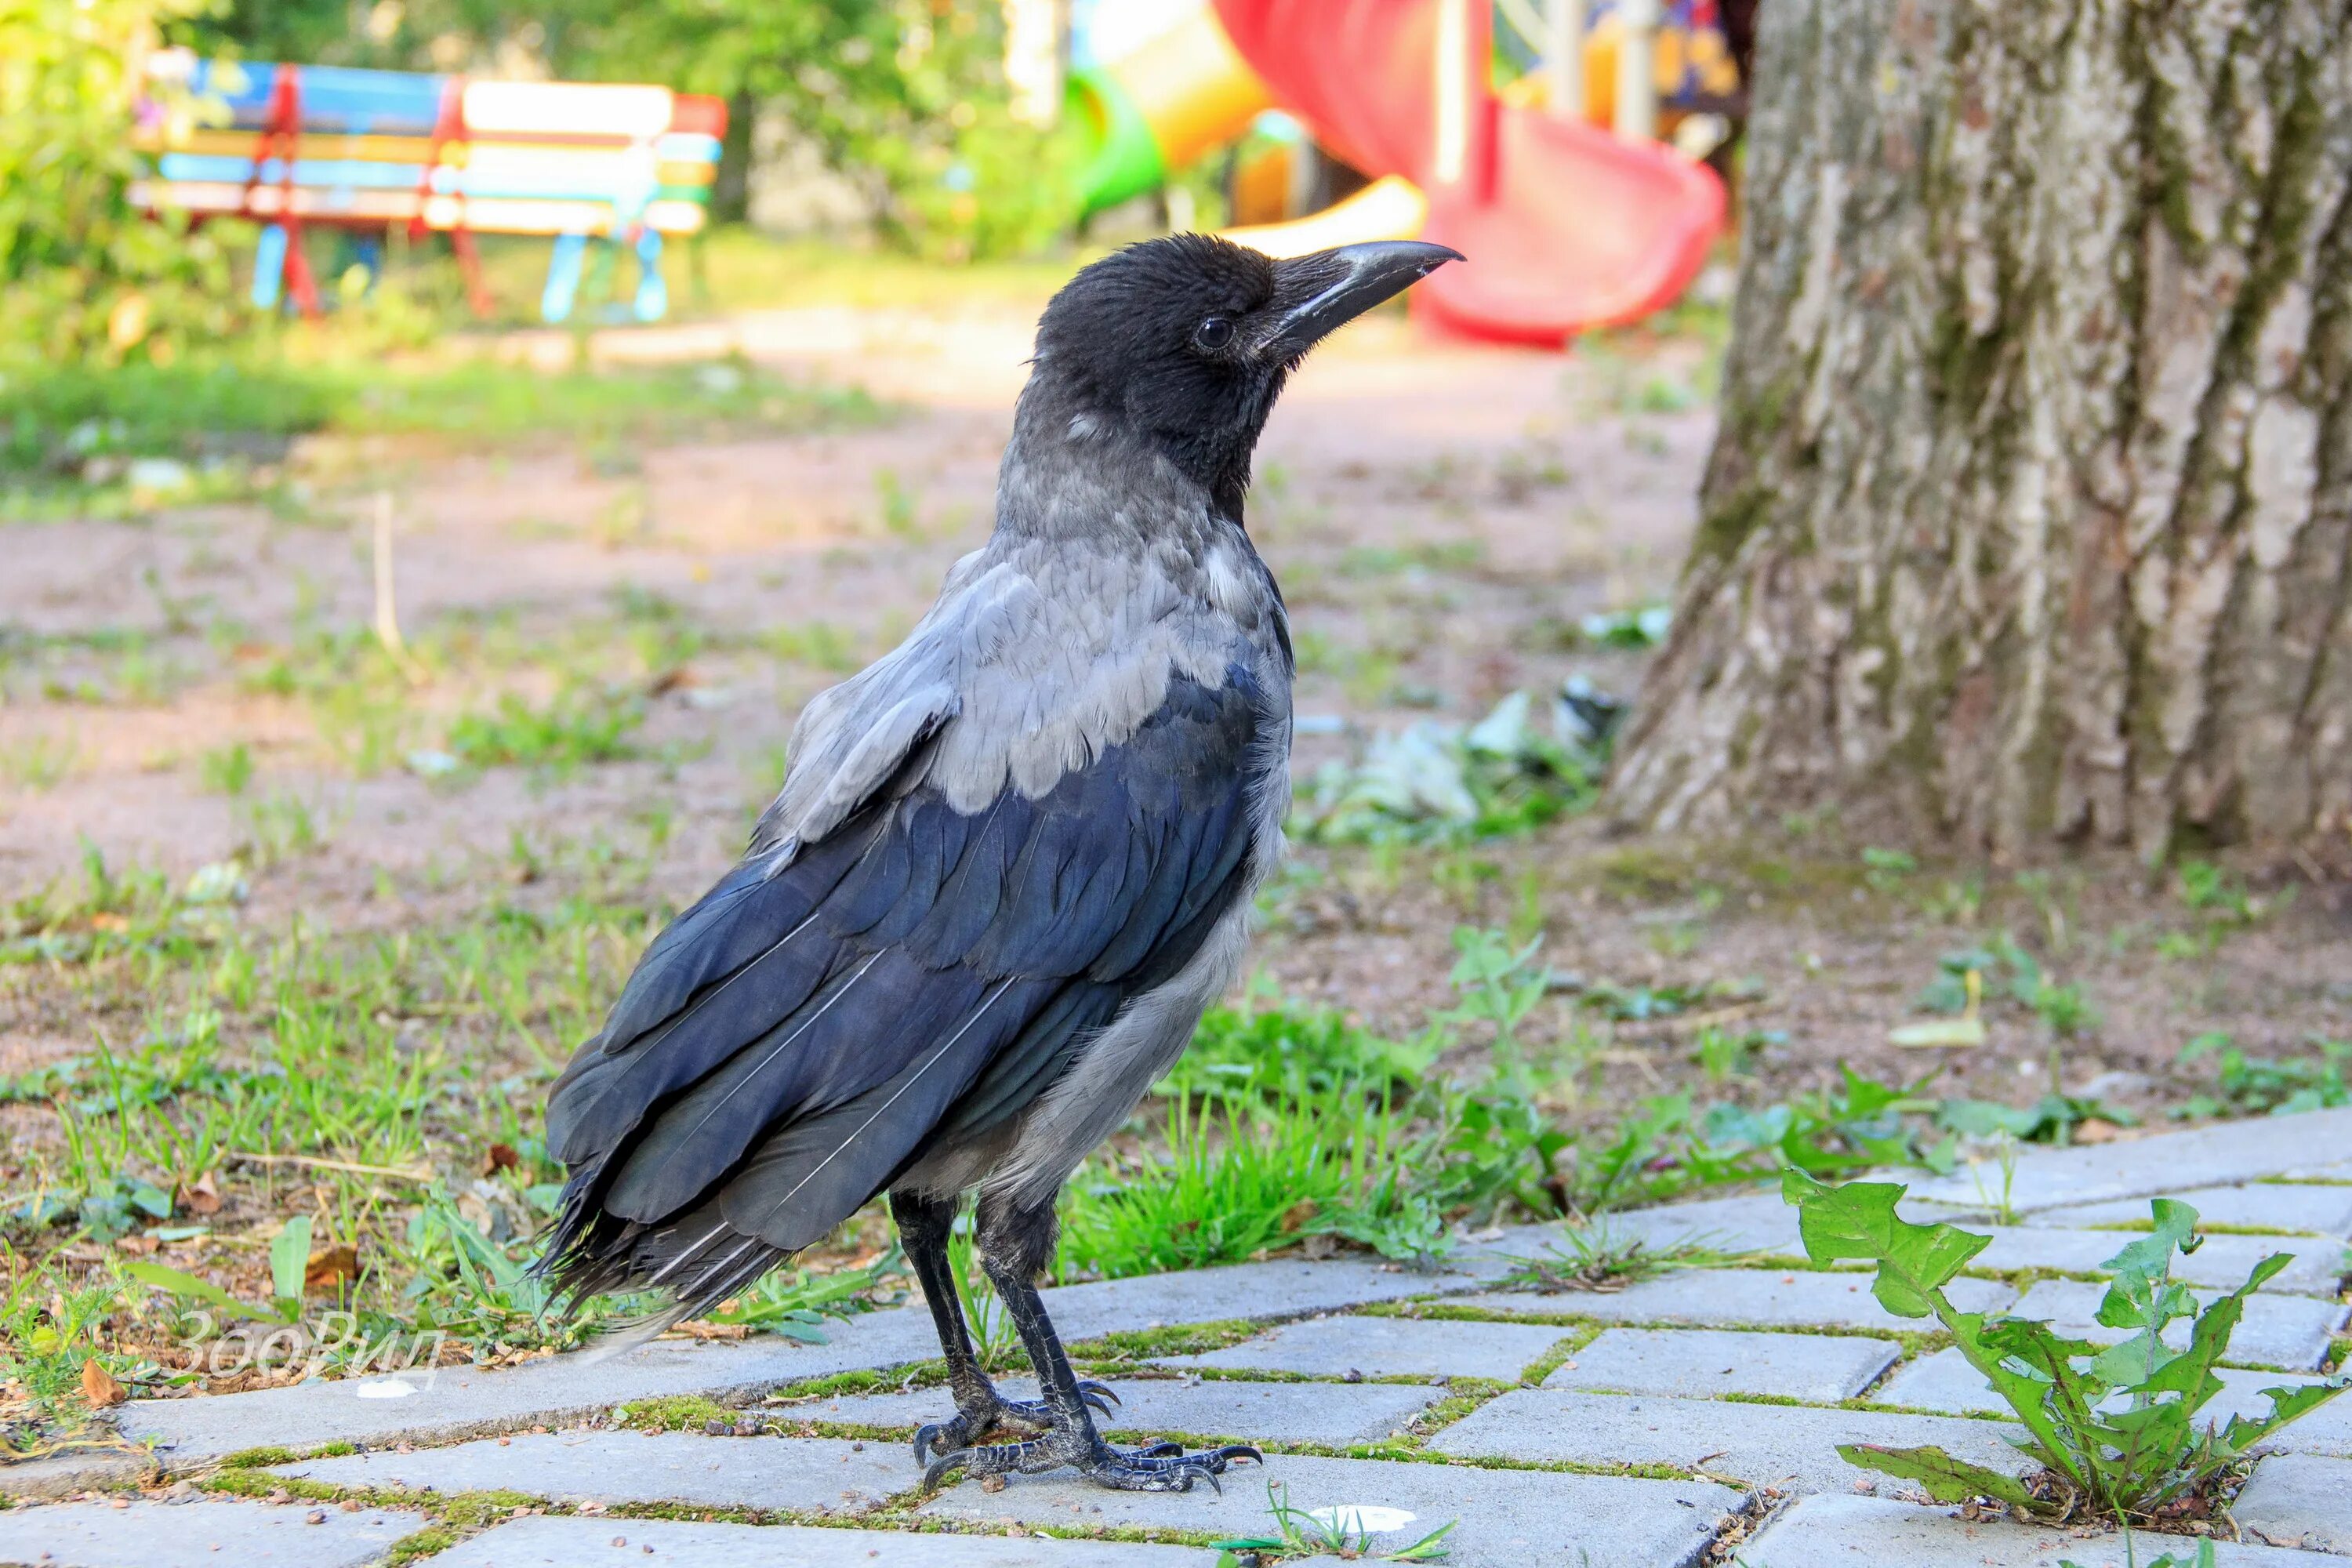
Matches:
[1220,173,1427,259]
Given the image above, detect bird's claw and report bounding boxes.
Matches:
[922,1437,1261,1494]
[1084,1440,1261,1493]
[909,1381,1123,1466]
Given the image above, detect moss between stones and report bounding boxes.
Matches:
[383,1525,459,1565]
[612,1395,739,1432]
[1065,1317,1261,1364]
[216,1446,299,1470]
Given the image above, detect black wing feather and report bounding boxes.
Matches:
[535,664,1271,1319]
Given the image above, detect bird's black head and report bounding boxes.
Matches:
[1017,234,1461,521]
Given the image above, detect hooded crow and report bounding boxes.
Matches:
[534,234,1460,1492]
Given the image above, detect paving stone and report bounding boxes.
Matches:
[1428,1388,2035,1494]
[0,1446,157,1501]
[2007,1279,2349,1370]
[2029,1183,2352,1236]
[440,1515,1214,1566]
[1154,1313,1570,1382]
[113,1307,943,1468]
[1041,1254,1506,1345]
[0,1497,419,1568]
[1966,1225,2347,1296]
[2235,1453,2352,1554]
[1479,1190,1804,1264]
[1443,1269,2014,1333]
[1539,1327,1900,1403]
[775,1374,1441,1446]
[1907,1107,2352,1214]
[923,1451,1742,1568]
[116,1254,1504,1471]
[277,1431,919,1513]
[1872,1345,2352,1451]
[1740,1494,2343,1566]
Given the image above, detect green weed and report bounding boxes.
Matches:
[1565,1068,1955,1214]
[1694,1025,1776,1083]
[1501,1219,1744,1294]
[444,688,645,775]
[1214,1480,1457,1565]
[197,742,255,796]
[1937,1094,2136,1148]
[1,731,82,790]
[2172,1034,2350,1120]
[1783,1172,2350,1522]
[1916,933,2100,1037]
[0,1267,164,1452]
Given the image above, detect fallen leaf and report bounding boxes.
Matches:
[304,1244,361,1292]
[182,1171,222,1216]
[114,1234,159,1255]
[481,1143,521,1177]
[81,1359,126,1407]
[2074,1118,2122,1145]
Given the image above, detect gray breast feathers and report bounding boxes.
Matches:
[756,527,1289,862]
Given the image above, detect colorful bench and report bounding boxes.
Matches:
[131,56,726,323]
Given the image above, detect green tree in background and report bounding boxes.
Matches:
[3,0,249,364]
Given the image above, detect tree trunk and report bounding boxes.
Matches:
[1610,0,2352,858]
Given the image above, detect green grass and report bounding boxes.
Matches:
[443,688,647,775]
[0,347,884,512]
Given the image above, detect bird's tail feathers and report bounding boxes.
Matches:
[532,1171,789,1359]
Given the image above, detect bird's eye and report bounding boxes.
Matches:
[1193,316,1235,350]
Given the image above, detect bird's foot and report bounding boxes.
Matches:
[923,1433,1259,1494]
[1083,1439,1261,1493]
[911,1380,1119,1468]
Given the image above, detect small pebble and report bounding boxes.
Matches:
[851,1440,865,1451]
[339,1500,363,1512]
[304,1510,327,1525]
[612,1537,628,1548]
[703,1417,731,1436]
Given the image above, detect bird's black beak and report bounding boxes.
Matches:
[1263,240,1464,359]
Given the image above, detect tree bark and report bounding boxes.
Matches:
[1610,0,2352,858]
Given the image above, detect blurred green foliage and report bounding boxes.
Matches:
[2,0,252,365]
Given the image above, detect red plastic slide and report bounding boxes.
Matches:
[1211,0,1726,344]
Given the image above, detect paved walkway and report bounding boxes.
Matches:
[5,1109,2349,1566]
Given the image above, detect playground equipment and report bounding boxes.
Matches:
[1067,6,1274,216]
[1214,0,1725,343]
[1069,0,1727,343]
[130,56,725,323]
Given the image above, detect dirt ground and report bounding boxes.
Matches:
[4,288,2348,1131]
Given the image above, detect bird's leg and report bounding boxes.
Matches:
[891,1189,1112,1468]
[920,1192,1259,1494]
